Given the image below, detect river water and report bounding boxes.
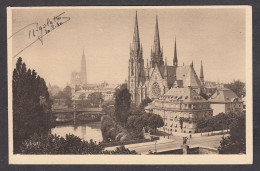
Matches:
[51,121,103,143]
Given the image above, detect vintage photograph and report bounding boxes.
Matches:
[7,6,252,164]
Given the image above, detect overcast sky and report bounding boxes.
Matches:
[10,7,247,88]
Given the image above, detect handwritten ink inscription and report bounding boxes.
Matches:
[10,12,70,58]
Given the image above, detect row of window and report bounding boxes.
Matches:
[154,102,210,109]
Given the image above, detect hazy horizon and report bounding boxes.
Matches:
[11,7,247,88]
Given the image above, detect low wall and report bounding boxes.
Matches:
[156,146,218,154]
[158,128,229,137]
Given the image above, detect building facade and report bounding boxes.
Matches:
[208,88,243,116]
[128,12,205,105]
[145,87,213,134]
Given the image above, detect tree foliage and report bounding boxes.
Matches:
[147,114,164,135]
[88,92,104,107]
[218,112,246,154]
[20,133,136,154]
[13,57,52,153]
[139,97,152,109]
[52,85,73,107]
[114,87,131,126]
[224,80,246,98]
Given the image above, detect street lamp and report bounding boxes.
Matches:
[73,100,76,125]
[163,109,165,138]
[154,140,157,153]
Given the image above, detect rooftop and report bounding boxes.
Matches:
[208,88,242,103]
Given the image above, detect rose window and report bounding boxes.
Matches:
[152,82,161,98]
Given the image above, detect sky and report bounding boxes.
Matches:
[10,7,247,88]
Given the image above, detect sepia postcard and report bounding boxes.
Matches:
[7,6,252,164]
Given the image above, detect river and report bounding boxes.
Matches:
[51,121,103,143]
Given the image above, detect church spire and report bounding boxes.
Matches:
[173,37,178,66]
[82,49,86,61]
[132,11,140,52]
[151,16,164,67]
[154,16,161,54]
[200,60,204,84]
[164,58,168,78]
[81,49,87,85]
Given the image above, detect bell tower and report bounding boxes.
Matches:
[128,11,145,104]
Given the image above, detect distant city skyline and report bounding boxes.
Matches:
[11,7,246,88]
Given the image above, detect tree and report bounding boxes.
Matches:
[105,146,137,154]
[147,114,164,135]
[215,113,228,136]
[88,92,104,107]
[126,115,139,129]
[195,117,207,136]
[20,133,136,154]
[13,57,52,153]
[102,103,115,116]
[218,112,245,154]
[224,80,246,98]
[114,88,131,127]
[63,86,73,107]
[79,93,86,101]
[139,97,152,109]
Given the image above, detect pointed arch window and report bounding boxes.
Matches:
[131,60,134,76]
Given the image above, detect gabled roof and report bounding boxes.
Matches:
[161,87,207,103]
[144,64,201,89]
[208,88,241,103]
[175,66,201,88]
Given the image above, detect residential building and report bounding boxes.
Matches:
[145,87,213,134]
[208,88,243,116]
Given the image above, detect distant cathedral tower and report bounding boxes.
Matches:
[81,50,87,85]
[173,38,178,66]
[128,12,145,104]
[200,60,204,86]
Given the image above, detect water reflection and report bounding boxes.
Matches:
[51,122,103,142]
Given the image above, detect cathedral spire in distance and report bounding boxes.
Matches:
[81,49,87,85]
[200,60,204,84]
[173,37,178,66]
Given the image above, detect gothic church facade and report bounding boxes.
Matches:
[128,12,205,105]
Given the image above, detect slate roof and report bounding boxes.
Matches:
[175,66,201,88]
[145,65,201,88]
[208,88,242,103]
[161,87,208,103]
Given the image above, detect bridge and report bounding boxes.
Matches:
[52,107,103,115]
[52,108,104,123]
[105,134,223,154]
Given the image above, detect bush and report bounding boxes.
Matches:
[19,133,136,154]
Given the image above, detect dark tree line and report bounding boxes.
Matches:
[20,133,137,154]
[218,112,246,154]
[114,84,131,127]
[194,112,241,135]
[126,113,164,135]
[224,80,246,98]
[13,57,52,153]
[51,85,72,107]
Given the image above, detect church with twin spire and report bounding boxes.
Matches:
[128,12,205,105]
